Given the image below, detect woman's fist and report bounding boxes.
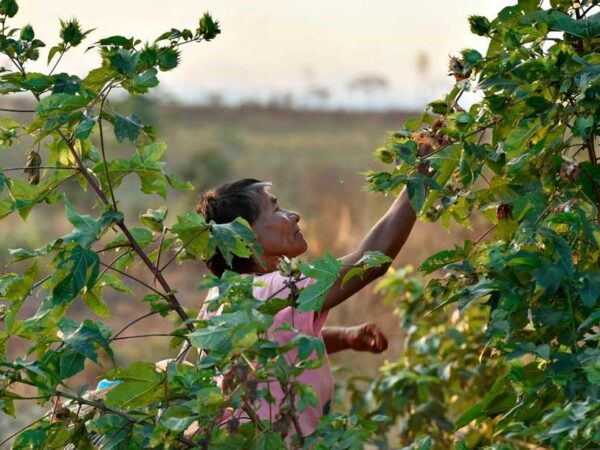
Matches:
[346,323,388,354]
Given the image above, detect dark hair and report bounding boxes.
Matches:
[196,178,269,277]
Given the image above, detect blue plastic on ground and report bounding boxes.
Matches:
[96,379,122,390]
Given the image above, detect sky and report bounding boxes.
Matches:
[9,1,509,110]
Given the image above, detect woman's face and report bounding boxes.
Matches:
[251,187,307,259]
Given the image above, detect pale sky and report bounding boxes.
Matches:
[9,1,509,109]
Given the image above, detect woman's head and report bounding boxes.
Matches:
[196,178,307,276]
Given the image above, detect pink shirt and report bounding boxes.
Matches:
[201,271,333,436]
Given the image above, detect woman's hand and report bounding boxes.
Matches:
[346,323,388,354]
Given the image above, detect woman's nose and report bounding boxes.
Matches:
[288,210,301,223]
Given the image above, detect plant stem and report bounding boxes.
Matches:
[586,135,597,166]
[98,85,118,209]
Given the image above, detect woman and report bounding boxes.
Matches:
[192,175,421,436]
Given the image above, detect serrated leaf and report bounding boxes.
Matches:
[51,244,100,305]
[62,197,123,248]
[114,113,142,142]
[171,212,211,259]
[297,252,342,312]
[57,317,112,363]
[212,218,262,267]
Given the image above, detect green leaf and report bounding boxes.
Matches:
[297,252,342,312]
[59,347,86,378]
[74,117,95,140]
[62,197,123,248]
[51,244,100,305]
[98,35,135,47]
[253,432,286,449]
[187,325,230,353]
[88,414,129,448]
[393,140,417,165]
[35,93,89,116]
[130,142,168,197]
[574,115,594,139]
[1,262,38,334]
[578,310,600,331]
[407,175,427,214]
[166,173,194,191]
[212,218,262,267]
[171,212,212,259]
[419,242,472,274]
[455,402,484,428]
[57,317,112,363]
[114,113,142,142]
[524,10,600,39]
[105,362,163,409]
[125,68,159,94]
[341,251,392,286]
[109,48,140,76]
[141,206,168,232]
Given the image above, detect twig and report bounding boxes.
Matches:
[0,165,78,171]
[111,333,185,341]
[472,224,496,248]
[99,261,169,299]
[112,311,158,339]
[153,226,167,286]
[159,225,209,272]
[0,410,55,447]
[97,249,133,281]
[0,107,35,113]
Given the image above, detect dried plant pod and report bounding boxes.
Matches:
[496,203,513,220]
[448,55,471,81]
[559,160,580,183]
[23,150,41,185]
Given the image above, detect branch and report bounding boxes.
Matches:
[0,107,35,113]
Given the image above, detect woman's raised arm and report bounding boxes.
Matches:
[321,187,417,311]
